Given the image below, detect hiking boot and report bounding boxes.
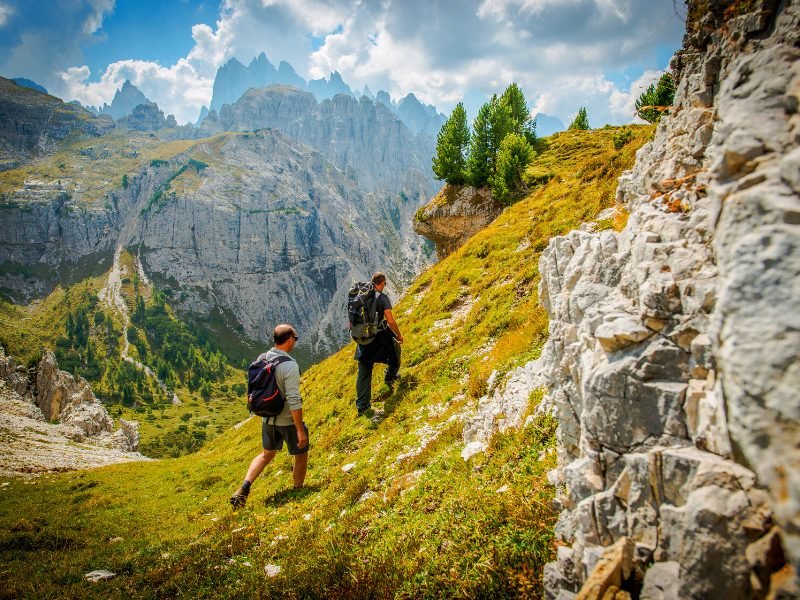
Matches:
[357,407,375,418]
[230,486,248,509]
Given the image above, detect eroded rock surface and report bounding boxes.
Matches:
[541,1,799,597]
[0,346,146,477]
[414,184,504,258]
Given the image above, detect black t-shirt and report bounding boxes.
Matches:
[374,292,392,319]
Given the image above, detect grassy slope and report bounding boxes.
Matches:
[0,126,652,598]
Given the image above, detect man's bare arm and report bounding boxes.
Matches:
[290,408,307,448]
[384,309,404,343]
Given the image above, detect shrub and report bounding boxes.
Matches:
[613,127,634,150]
[568,107,590,130]
[489,133,534,204]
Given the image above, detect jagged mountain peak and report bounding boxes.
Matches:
[100,80,153,120]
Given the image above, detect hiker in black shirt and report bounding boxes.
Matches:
[354,272,403,417]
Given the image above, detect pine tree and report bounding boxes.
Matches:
[489,133,534,204]
[568,107,590,130]
[635,72,676,123]
[467,95,516,187]
[500,83,536,144]
[466,100,494,187]
[489,96,513,164]
[432,102,470,184]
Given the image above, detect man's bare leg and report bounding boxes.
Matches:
[293,452,308,488]
[246,449,277,483]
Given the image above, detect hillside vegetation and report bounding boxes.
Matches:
[0,249,247,458]
[0,125,652,598]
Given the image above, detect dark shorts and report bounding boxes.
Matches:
[261,420,309,455]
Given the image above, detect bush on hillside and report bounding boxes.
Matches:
[613,127,634,149]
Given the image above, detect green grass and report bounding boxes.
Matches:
[0,126,652,598]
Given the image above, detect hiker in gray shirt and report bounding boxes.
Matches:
[231,324,308,508]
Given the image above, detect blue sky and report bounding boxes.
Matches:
[0,0,687,126]
[82,1,218,78]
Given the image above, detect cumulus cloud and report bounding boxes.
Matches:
[5,0,684,127]
[0,0,114,84]
[301,0,683,124]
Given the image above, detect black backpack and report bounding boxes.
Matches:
[347,281,381,345]
[247,355,292,417]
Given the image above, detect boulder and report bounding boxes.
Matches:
[413,184,504,258]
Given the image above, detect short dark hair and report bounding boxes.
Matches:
[372,272,386,285]
[273,324,296,345]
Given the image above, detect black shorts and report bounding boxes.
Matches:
[261,420,309,455]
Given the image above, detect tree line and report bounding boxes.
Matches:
[431,73,675,203]
[432,83,537,204]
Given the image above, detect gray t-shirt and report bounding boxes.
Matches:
[258,348,302,426]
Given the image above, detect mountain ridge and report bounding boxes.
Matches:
[207,52,446,138]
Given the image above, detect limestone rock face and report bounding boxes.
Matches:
[395,93,446,138]
[201,85,436,194]
[541,1,800,596]
[119,103,177,131]
[0,167,153,302]
[99,80,152,120]
[0,345,144,475]
[135,129,429,356]
[414,184,504,258]
[35,350,113,436]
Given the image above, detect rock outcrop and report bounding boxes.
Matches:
[0,345,146,477]
[118,103,177,131]
[35,350,114,437]
[414,184,504,258]
[541,1,799,597]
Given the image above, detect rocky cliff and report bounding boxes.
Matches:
[0,77,112,168]
[541,1,800,597]
[200,85,436,194]
[413,184,504,258]
[0,345,145,476]
[118,103,177,131]
[135,129,428,356]
[206,53,445,137]
[0,77,434,359]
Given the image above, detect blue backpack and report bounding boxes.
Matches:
[246,355,292,417]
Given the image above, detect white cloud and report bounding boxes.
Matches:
[0,3,14,27]
[82,0,114,35]
[12,0,683,127]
